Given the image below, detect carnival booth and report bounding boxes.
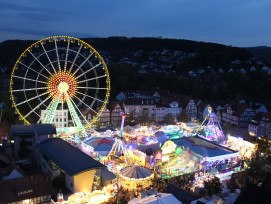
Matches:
[81,137,115,157]
[119,165,154,190]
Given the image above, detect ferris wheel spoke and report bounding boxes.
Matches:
[38,95,57,124]
[72,53,94,76]
[73,94,97,115]
[69,95,89,124]
[12,87,47,92]
[54,38,61,71]
[40,43,57,74]
[18,62,50,80]
[43,93,62,124]
[37,101,51,124]
[68,44,83,73]
[77,74,106,84]
[64,39,70,72]
[65,92,87,136]
[70,115,76,128]
[75,90,104,103]
[61,101,64,132]
[13,75,48,85]
[16,91,49,106]
[75,63,101,80]
[24,95,51,119]
[77,86,107,90]
[28,50,53,76]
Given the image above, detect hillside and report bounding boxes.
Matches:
[0,37,271,101]
[246,46,271,62]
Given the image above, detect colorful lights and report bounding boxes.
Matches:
[10,35,111,131]
[47,71,77,102]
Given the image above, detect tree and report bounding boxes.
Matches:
[179,111,189,123]
[245,152,267,183]
[138,110,151,125]
[126,110,137,125]
[198,188,206,197]
[226,174,239,192]
[163,113,176,125]
[204,177,222,197]
[257,137,271,159]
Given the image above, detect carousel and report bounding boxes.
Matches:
[118,165,154,191]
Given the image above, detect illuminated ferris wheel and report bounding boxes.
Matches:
[10,36,110,136]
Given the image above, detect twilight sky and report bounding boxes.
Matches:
[0,0,270,47]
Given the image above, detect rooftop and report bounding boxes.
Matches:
[38,138,105,176]
[0,174,52,203]
[172,136,238,159]
[164,184,197,203]
[10,124,56,136]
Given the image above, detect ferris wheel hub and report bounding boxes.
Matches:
[58,81,69,92]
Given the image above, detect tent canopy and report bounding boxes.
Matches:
[120,166,153,179]
[128,193,182,204]
[84,137,115,151]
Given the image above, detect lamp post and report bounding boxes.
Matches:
[113,184,119,204]
[154,192,161,204]
[113,174,121,204]
[0,102,6,124]
[262,117,270,158]
[265,118,269,138]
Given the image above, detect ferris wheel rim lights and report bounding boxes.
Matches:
[10,35,110,131]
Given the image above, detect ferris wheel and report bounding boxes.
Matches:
[10,36,110,136]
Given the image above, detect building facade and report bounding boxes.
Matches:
[185,99,197,121]
[222,104,256,135]
[248,112,271,138]
[40,109,69,128]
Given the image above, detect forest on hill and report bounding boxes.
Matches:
[0,37,271,102]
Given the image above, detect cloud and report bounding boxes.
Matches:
[0,0,270,46]
[0,1,83,23]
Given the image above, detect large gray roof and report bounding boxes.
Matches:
[38,138,105,176]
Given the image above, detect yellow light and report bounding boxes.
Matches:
[58,82,69,92]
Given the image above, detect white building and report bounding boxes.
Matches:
[40,109,69,128]
[185,99,197,120]
[111,103,124,125]
[124,99,156,121]
[156,101,182,123]
[98,108,110,126]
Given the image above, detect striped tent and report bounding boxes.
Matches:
[120,166,153,179]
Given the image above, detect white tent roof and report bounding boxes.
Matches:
[128,193,182,204]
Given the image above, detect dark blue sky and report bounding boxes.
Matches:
[0,0,270,47]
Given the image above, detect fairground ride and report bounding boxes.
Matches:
[10,36,110,137]
[197,106,226,142]
[108,113,132,164]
